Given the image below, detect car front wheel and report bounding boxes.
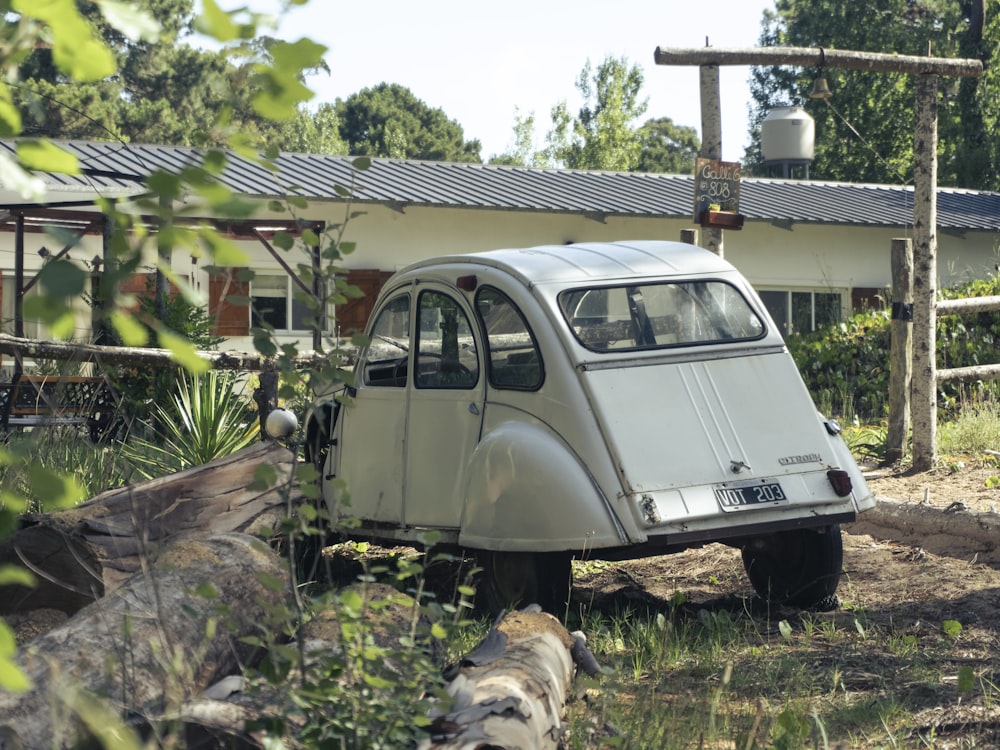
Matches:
[741,525,843,610]
[478,550,572,616]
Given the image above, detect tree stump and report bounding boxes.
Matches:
[0,532,291,749]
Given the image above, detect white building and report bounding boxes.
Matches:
[2,140,998,354]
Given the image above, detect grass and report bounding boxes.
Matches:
[6,400,1000,747]
[0,427,134,513]
[938,399,1000,456]
[556,596,986,749]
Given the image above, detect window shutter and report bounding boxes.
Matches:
[851,287,884,313]
[338,269,394,335]
[208,268,250,336]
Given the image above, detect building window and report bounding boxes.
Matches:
[251,274,313,332]
[758,289,842,337]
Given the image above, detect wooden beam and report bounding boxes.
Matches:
[0,332,344,370]
[653,46,983,78]
[937,296,1000,315]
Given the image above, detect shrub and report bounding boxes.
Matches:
[788,272,1000,423]
[123,369,260,479]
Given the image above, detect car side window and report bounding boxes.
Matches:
[415,291,479,389]
[363,294,410,387]
[476,287,543,390]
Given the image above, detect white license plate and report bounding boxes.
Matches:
[714,480,787,511]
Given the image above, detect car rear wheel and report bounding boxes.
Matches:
[478,551,572,616]
[741,525,843,610]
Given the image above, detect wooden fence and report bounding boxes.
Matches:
[886,236,1000,465]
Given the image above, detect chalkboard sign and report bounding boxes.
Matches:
[693,158,741,223]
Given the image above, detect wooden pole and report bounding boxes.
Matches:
[886,238,913,465]
[699,62,723,257]
[911,74,939,470]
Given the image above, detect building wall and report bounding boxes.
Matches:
[2,200,999,352]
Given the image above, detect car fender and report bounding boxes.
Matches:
[819,413,876,513]
[458,420,628,552]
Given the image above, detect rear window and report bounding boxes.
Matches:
[559,280,765,351]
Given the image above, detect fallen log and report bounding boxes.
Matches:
[0,441,303,616]
[0,532,291,750]
[854,498,1000,565]
[420,607,600,750]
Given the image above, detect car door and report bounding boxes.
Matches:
[335,292,411,523]
[403,287,485,528]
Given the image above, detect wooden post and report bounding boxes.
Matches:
[699,63,724,258]
[95,210,117,345]
[155,193,172,324]
[911,74,939,470]
[13,213,23,340]
[886,238,913,464]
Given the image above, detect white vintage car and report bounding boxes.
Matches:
[307,240,875,613]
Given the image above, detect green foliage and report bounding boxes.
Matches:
[488,107,550,167]
[0,429,130,511]
[0,620,30,692]
[123,369,260,478]
[789,272,1000,422]
[11,0,322,149]
[747,0,1000,190]
[842,423,889,463]
[546,55,648,171]
[336,82,482,162]
[786,307,892,422]
[939,398,1000,455]
[635,116,700,175]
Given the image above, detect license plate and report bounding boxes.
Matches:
[715,480,787,510]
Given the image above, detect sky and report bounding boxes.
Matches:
[239,0,777,162]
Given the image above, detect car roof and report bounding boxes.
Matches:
[397,240,738,286]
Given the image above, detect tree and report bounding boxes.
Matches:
[635,117,700,174]
[544,56,648,171]
[282,103,347,155]
[336,82,481,162]
[488,108,551,167]
[746,0,998,190]
[11,0,313,148]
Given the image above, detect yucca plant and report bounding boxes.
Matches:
[124,369,260,479]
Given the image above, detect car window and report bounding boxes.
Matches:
[559,280,764,351]
[415,291,479,389]
[476,287,543,390]
[363,294,410,387]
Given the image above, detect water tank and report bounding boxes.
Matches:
[760,105,815,164]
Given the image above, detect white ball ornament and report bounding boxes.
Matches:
[265,407,298,439]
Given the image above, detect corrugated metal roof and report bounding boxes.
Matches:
[3,139,1000,231]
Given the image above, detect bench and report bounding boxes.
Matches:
[0,374,122,442]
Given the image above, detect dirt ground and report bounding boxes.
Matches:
[569,462,1000,747]
[7,462,1000,746]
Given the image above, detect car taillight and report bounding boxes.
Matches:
[827,469,853,497]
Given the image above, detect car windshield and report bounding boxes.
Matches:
[558,280,765,351]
